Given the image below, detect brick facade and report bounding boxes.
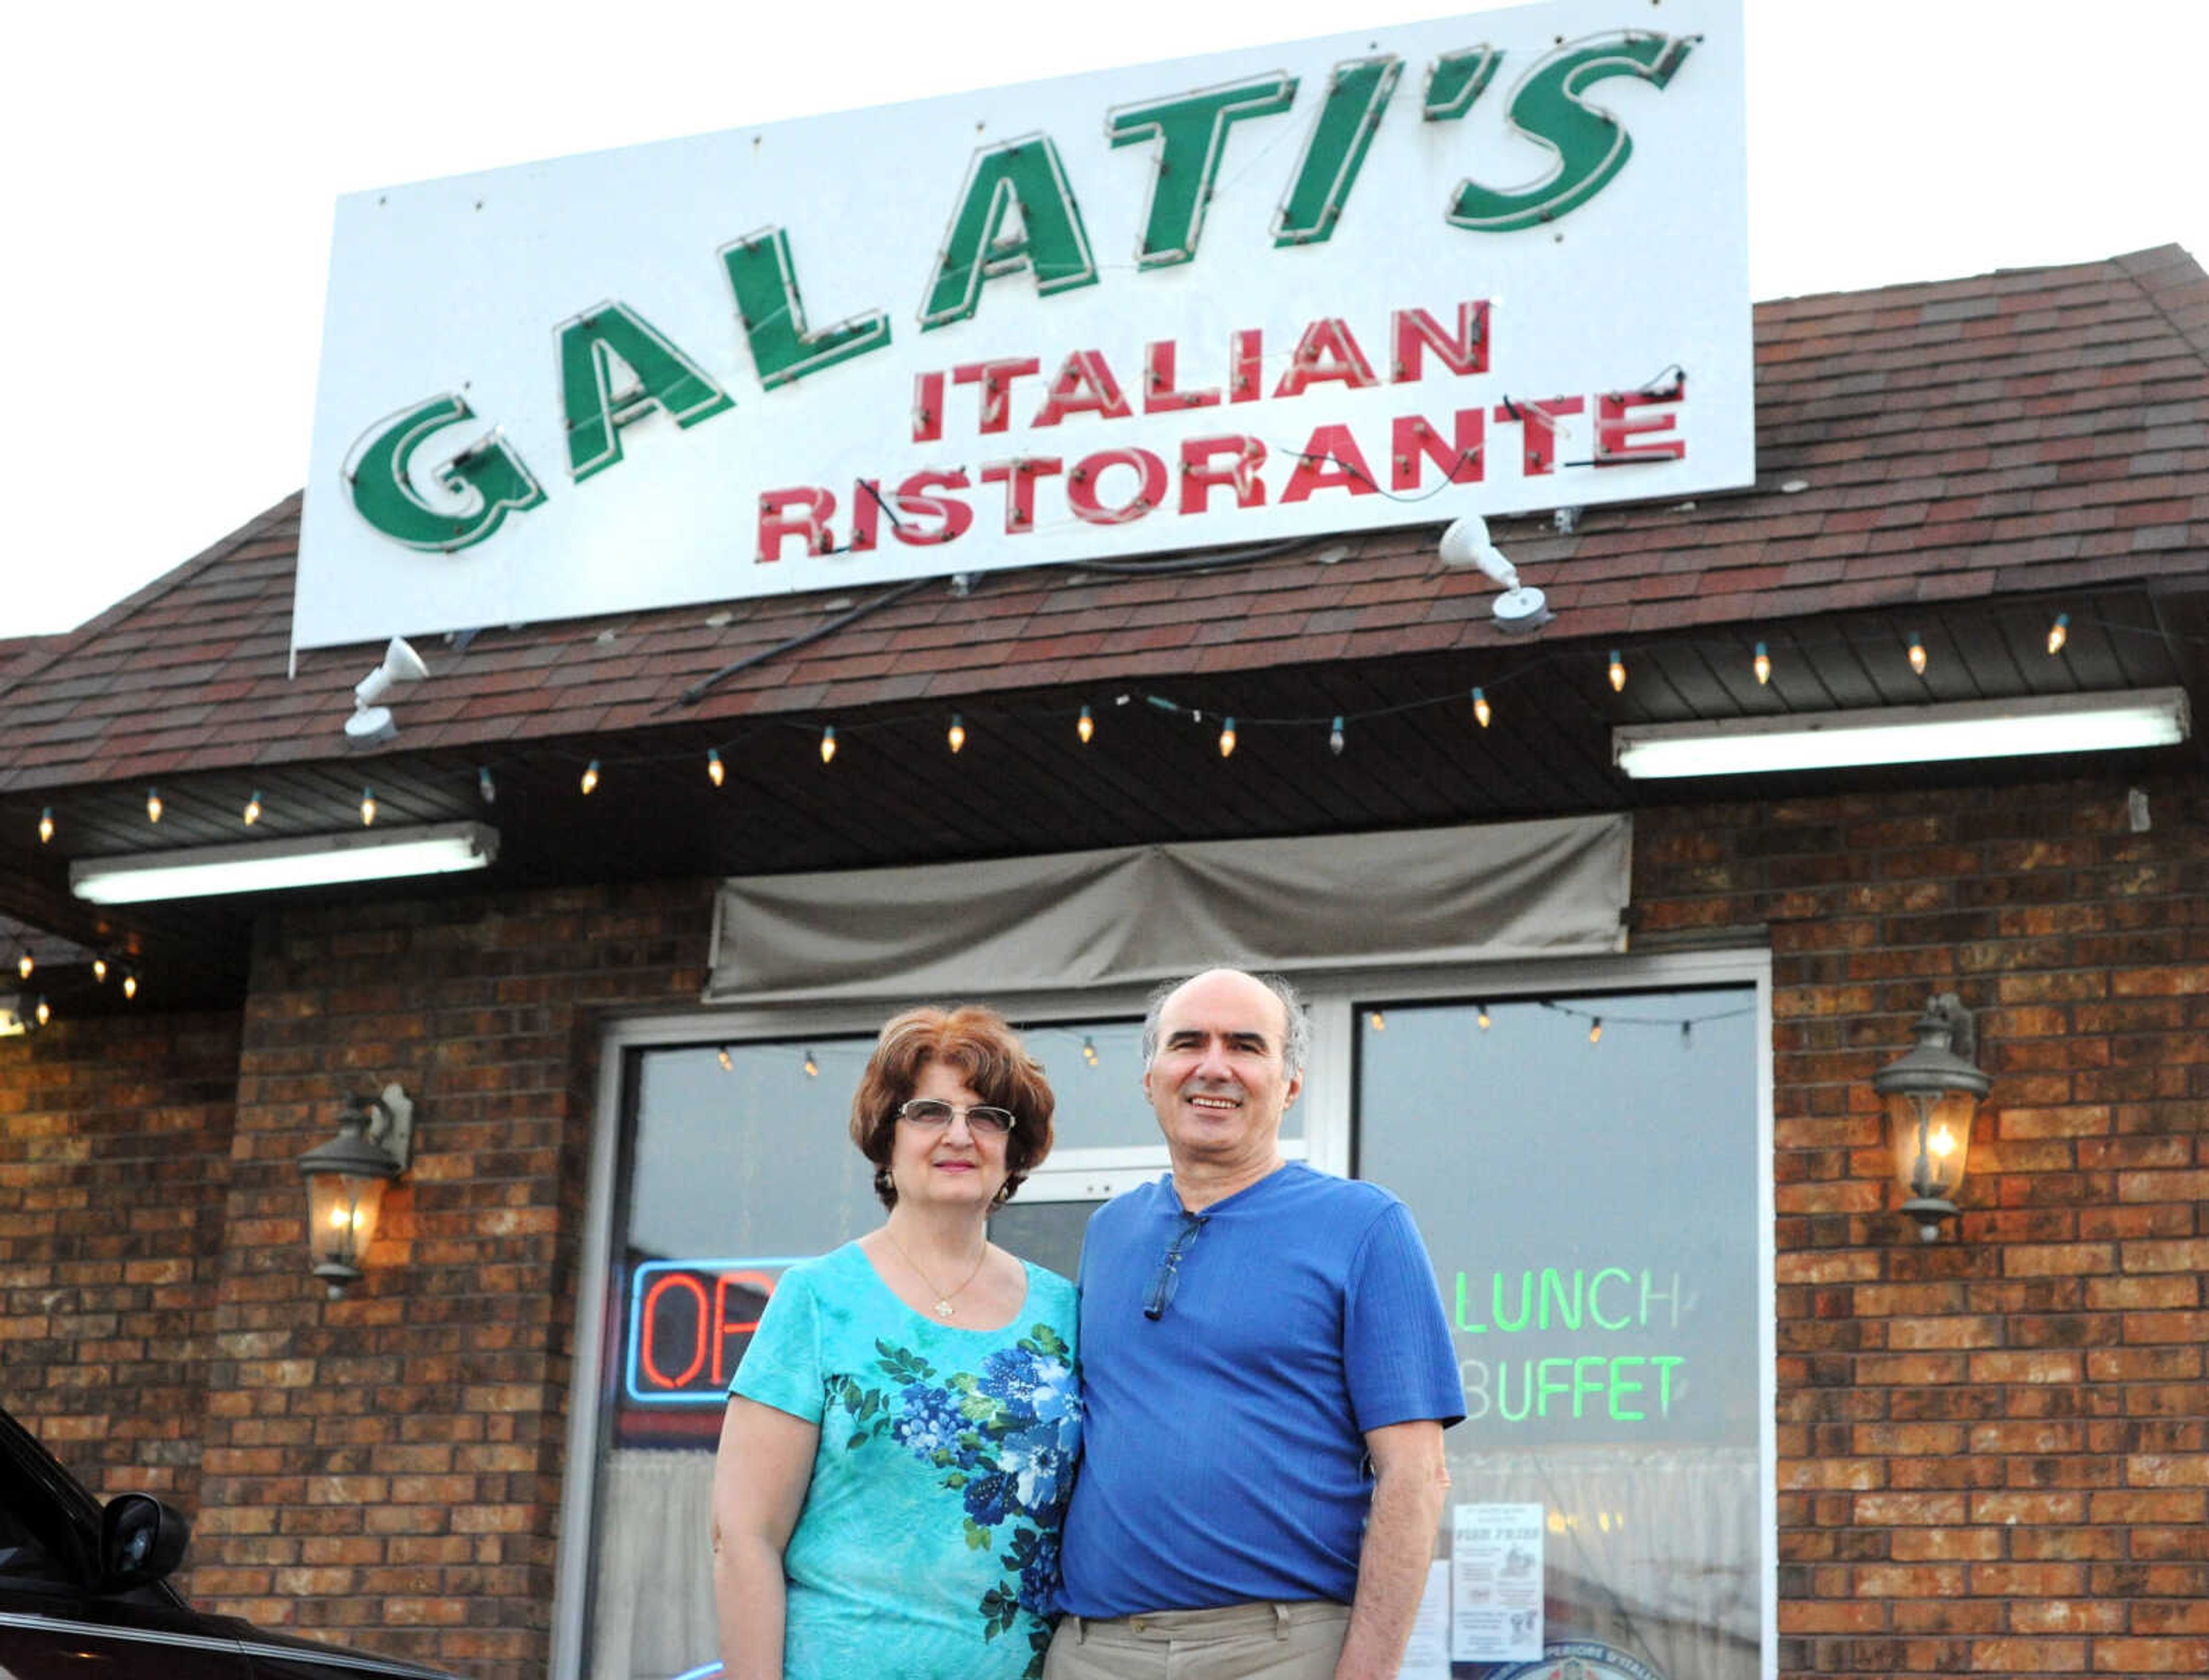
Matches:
[1639,768,2209,1678]
[2,769,2203,1679]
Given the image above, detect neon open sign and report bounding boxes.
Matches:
[623,1257,801,1405]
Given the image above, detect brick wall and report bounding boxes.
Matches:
[188,877,715,1680]
[1637,768,2209,1679]
[0,1010,239,1517]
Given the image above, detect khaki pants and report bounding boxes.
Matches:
[1044,1601,1350,1680]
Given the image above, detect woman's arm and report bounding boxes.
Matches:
[710,1393,820,1680]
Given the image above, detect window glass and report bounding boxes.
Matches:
[1356,988,1764,1680]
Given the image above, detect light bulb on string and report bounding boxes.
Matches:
[947,715,966,754]
[1752,643,1772,685]
[1077,705,1095,744]
[802,1048,820,1078]
[1477,1003,1491,1031]
[91,957,108,984]
[35,998,50,1028]
[820,726,837,765]
[1081,1036,1099,1067]
[122,972,139,1001]
[1472,688,1492,729]
[1907,632,1927,676]
[1368,1010,1386,1031]
[717,1046,733,1071]
[1218,717,1237,758]
[146,789,163,824]
[37,808,53,845]
[580,760,601,795]
[1681,1021,1694,1049]
[16,951,30,982]
[2047,613,2069,656]
[1589,1017,1603,1045]
[1329,717,1345,757]
[360,788,377,827]
[1608,651,1626,693]
[243,791,262,826]
[708,749,725,787]
[477,766,498,805]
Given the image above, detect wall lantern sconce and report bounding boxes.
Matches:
[1872,995,1990,1242]
[297,1083,414,1296]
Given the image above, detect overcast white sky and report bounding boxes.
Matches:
[3,0,2202,640]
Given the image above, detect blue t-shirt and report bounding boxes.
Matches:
[1058,1163,1463,1616]
[733,1243,1082,1680]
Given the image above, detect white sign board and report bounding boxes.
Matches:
[296,0,1750,650]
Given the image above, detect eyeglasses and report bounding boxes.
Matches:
[1143,1211,1209,1320]
[897,1098,1016,1136]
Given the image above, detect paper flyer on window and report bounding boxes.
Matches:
[1451,1502,1546,1663]
[1396,1560,1452,1680]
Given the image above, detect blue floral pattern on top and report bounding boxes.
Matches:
[732,1244,1081,1680]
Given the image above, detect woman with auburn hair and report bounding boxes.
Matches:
[711,1005,1079,1680]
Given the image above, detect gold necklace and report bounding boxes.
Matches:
[882,1227,990,1319]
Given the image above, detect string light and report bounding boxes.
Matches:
[1077,705,1095,744]
[1218,717,1237,758]
[947,715,966,754]
[802,1048,820,1078]
[1472,688,1492,729]
[478,766,498,805]
[820,726,837,765]
[1907,632,1927,676]
[1608,650,1626,693]
[37,808,53,845]
[707,749,725,787]
[717,1045,733,1071]
[360,788,377,827]
[34,998,50,1028]
[15,951,31,982]
[1368,1009,1386,1031]
[243,791,262,826]
[1752,643,1772,685]
[1477,1003,1492,1030]
[1323,716,1343,757]
[146,789,163,824]
[1081,1036,1099,1067]
[1589,1017,1603,1045]
[2047,613,2069,656]
[91,957,108,984]
[580,759,601,795]
[122,972,139,1001]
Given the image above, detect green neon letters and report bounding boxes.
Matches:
[347,394,545,552]
[559,302,733,482]
[1444,33,1694,232]
[721,228,891,390]
[1274,55,1402,247]
[921,136,1099,331]
[1109,74,1298,268]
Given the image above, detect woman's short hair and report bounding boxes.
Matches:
[850,1005,1056,1208]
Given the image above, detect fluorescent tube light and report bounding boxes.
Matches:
[71,822,499,904]
[1615,689,2189,779]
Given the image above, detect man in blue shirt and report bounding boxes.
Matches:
[1048,968,1465,1680]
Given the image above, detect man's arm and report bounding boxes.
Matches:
[1333,1418,1450,1680]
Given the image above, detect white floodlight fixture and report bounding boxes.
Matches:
[346,636,430,749]
[1439,515,1549,632]
[1614,689,2189,780]
[70,823,498,905]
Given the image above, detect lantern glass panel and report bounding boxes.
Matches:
[305,1172,390,1273]
[1889,1089,1975,1202]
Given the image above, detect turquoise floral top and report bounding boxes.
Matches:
[731,1243,1081,1680]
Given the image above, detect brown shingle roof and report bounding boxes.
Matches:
[3,246,2205,797]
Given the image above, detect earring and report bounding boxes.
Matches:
[992,1181,1014,1206]
[874,1167,895,1198]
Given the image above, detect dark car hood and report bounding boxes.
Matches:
[198,1616,464,1679]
